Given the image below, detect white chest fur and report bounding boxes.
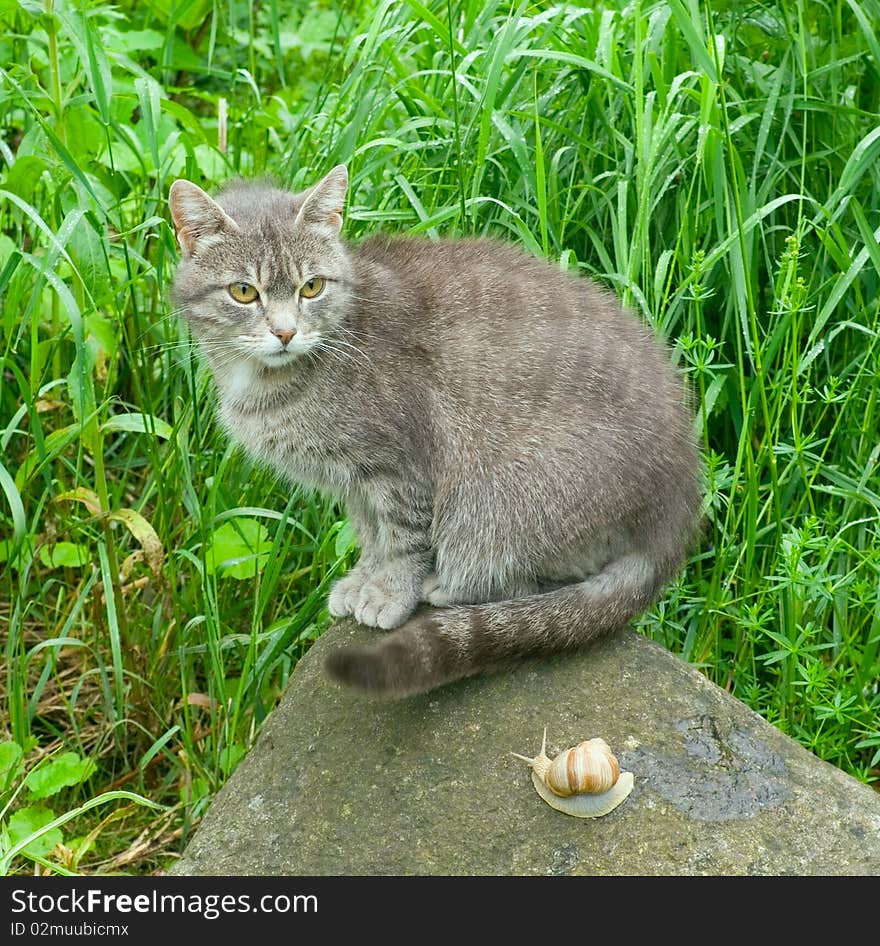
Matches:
[213,362,355,496]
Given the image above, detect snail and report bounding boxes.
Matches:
[512,729,634,818]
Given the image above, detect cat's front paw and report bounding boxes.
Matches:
[328,571,369,619]
[353,579,416,629]
[330,562,422,629]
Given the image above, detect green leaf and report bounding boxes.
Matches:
[102,411,173,440]
[38,542,91,570]
[138,726,181,773]
[218,743,245,776]
[334,519,358,558]
[0,536,36,570]
[666,0,718,83]
[140,0,213,31]
[166,143,230,183]
[0,458,26,547]
[0,154,51,200]
[206,519,273,580]
[84,312,119,366]
[106,27,165,54]
[24,752,97,799]
[15,424,84,493]
[0,233,18,269]
[182,776,211,816]
[6,807,63,858]
[0,741,23,791]
[69,220,111,299]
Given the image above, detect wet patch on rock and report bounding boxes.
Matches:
[627,713,789,820]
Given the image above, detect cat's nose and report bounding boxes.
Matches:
[272,328,296,346]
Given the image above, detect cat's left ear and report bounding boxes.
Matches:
[169,180,239,257]
[295,165,348,235]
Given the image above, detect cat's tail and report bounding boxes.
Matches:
[324,553,668,698]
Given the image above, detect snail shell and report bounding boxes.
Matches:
[512,729,634,818]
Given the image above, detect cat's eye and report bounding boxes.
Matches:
[228,282,259,304]
[300,277,325,299]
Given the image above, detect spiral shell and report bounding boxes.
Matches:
[541,738,620,797]
[512,729,634,818]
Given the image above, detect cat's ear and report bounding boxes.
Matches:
[295,165,348,235]
[169,180,239,256]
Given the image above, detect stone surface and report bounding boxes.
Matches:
[172,621,880,876]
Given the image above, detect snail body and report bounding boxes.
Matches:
[512,730,634,818]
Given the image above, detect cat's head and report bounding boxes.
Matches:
[168,166,352,369]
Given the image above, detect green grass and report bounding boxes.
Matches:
[1,0,878,874]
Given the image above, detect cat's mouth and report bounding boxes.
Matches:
[261,348,297,367]
[255,337,314,367]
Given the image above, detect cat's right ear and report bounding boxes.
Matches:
[295,165,348,236]
[169,180,238,257]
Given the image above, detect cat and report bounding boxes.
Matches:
[168,165,702,698]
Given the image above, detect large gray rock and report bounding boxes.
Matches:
[172,621,880,876]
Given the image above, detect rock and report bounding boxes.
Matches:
[171,621,880,876]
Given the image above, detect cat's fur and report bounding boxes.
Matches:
[169,165,702,698]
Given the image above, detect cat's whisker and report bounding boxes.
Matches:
[310,341,361,369]
[335,324,380,345]
[340,291,379,304]
[324,336,371,362]
[160,341,230,357]
[315,338,371,369]
[152,335,213,348]
[151,309,189,327]
[311,343,355,367]
[203,352,249,376]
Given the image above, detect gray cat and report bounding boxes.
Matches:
[169,165,702,698]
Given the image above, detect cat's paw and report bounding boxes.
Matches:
[332,562,422,629]
[328,572,369,619]
[353,583,415,629]
[420,572,455,607]
[350,569,421,629]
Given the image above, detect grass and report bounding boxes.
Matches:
[0,0,878,874]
